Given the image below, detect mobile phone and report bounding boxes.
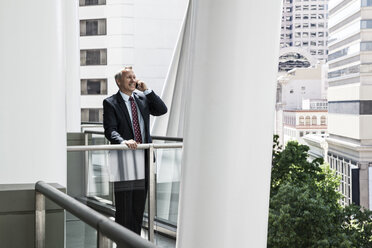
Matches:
[136,82,139,89]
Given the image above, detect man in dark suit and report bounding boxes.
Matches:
[103,66,167,235]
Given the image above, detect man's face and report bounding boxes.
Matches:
[118,70,137,95]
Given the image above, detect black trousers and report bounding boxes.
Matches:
[114,151,150,235]
[114,186,147,235]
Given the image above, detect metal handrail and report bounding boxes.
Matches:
[35,181,156,248]
[67,143,183,152]
[82,130,183,142]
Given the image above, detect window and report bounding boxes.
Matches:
[302,41,309,46]
[318,50,324,55]
[318,14,324,19]
[295,32,301,38]
[312,116,317,125]
[311,33,316,38]
[303,14,309,19]
[318,32,324,37]
[80,49,107,66]
[299,116,304,125]
[290,89,294,94]
[80,19,106,36]
[299,131,304,137]
[295,14,301,20]
[311,14,317,19]
[79,0,106,6]
[81,108,103,123]
[305,116,310,125]
[319,4,325,10]
[303,32,309,38]
[321,116,326,125]
[311,23,316,28]
[318,40,324,46]
[286,25,292,30]
[361,42,372,51]
[286,7,292,12]
[303,5,309,10]
[312,131,317,134]
[321,131,325,134]
[295,5,301,11]
[328,65,360,78]
[295,23,301,28]
[303,23,309,28]
[301,86,306,91]
[311,5,316,10]
[310,50,316,55]
[286,16,293,21]
[295,41,301,46]
[311,41,316,46]
[361,20,372,29]
[362,0,372,6]
[81,79,107,95]
[318,23,325,28]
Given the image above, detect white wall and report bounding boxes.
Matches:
[0,0,71,186]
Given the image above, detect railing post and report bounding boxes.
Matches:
[97,230,112,248]
[85,132,89,196]
[35,191,46,248]
[148,145,155,242]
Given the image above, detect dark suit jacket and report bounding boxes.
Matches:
[103,90,167,144]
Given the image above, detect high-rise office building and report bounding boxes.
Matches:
[79,0,187,123]
[279,0,329,71]
[327,0,372,208]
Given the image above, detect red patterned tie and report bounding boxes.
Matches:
[129,96,143,143]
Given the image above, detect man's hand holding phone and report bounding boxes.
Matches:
[135,80,148,92]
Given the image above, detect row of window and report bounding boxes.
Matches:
[293,0,327,2]
[281,22,327,30]
[295,31,326,38]
[295,13,326,20]
[283,14,326,21]
[293,4,326,11]
[362,0,372,7]
[299,115,327,125]
[298,130,326,137]
[328,65,360,79]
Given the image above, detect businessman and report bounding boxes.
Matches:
[103,66,167,234]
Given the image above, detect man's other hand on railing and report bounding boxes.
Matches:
[121,139,138,149]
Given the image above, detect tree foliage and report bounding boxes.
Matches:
[268,135,372,247]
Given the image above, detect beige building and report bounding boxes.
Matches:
[326,0,372,208]
[283,109,328,145]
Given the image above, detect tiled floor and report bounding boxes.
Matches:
[66,219,176,248]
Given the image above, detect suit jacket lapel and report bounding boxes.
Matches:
[115,91,134,134]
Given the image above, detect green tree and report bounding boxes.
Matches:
[268,136,372,247]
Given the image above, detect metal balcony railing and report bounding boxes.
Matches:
[35,181,156,248]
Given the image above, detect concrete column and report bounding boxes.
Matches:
[359,162,369,209]
[177,0,282,247]
[0,0,69,186]
[64,0,81,132]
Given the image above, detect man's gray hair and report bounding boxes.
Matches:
[114,66,133,83]
[114,71,122,83]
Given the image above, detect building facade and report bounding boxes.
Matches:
[79,0,187,123]
[280,0,329,61]
[327,0,372,208]
[283,109,328,144]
